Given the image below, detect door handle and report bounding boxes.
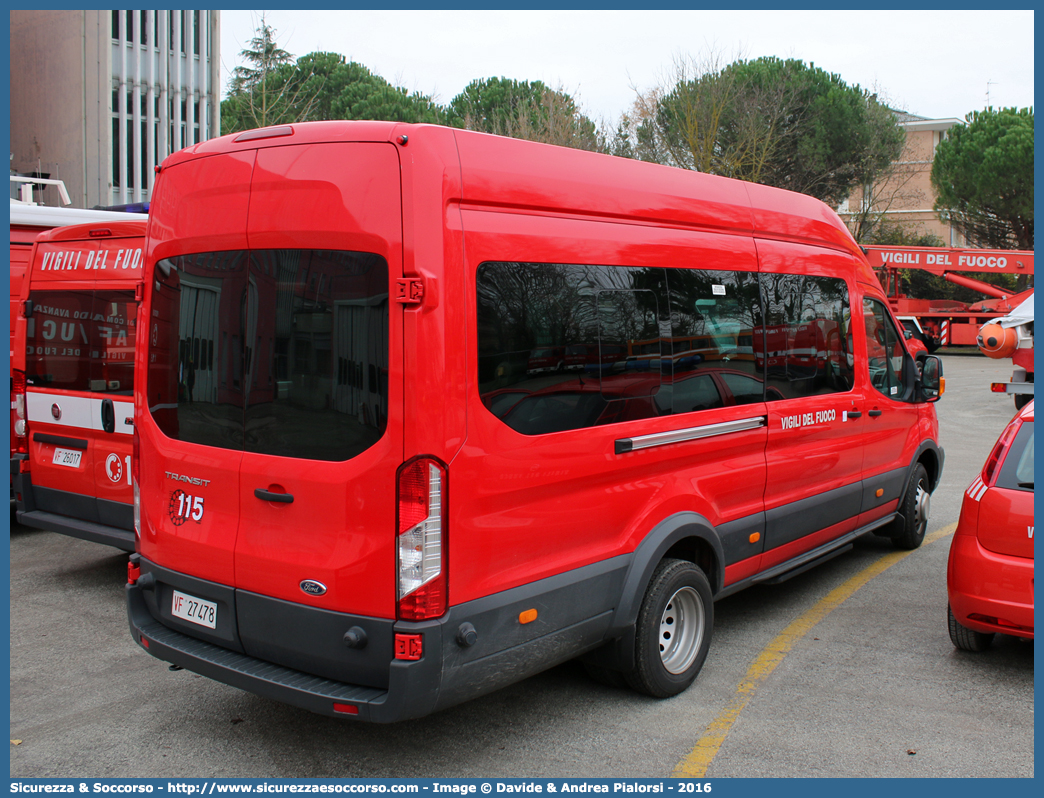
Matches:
[868,409,883,417]
[847,410,862,419]
[101,399,115,433]
[254,488,294,504]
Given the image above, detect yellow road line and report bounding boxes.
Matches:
[672,523,957,778]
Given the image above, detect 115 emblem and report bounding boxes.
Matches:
[168,489,205,526]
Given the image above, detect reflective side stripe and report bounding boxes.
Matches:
[967,477,989,503]
[616,415,766,454]
[25,392,134,435]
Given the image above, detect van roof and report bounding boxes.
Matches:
[33,219,148,243]
[9,200,146,229]
[163,120,864,259]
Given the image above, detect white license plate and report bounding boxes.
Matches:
[52,448,82,468]
[171,589,218,629]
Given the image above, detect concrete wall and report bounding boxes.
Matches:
[10,10,106,208]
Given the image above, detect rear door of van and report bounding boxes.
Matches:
[142,141,404,636]
[19,228,142,530]
[233,142,404,624]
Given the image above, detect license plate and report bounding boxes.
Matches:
[52,448,82,468]
[171,589,218,629]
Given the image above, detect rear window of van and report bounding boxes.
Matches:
[25,289,137,395]
[147,249,389,462]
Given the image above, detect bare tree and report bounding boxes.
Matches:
[222,15,325,133]
[614,53,790,181]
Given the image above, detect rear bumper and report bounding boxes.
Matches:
[127,583,439,722]
[14,472,135,551]
[127,554,626,722]
[947,533,1034,638]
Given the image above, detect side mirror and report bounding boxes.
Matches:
[903,329,914,340]
[919,355,944,402]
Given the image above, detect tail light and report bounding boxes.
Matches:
[396,457,447,621]
[11,371,28,455]
[982,417,1022,486]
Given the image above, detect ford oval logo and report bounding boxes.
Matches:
[300,580,327,596]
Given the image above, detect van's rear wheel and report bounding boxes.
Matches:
[626,558,713,698]
[893,463,930,550]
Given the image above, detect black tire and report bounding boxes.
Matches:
[893,463,930,550]
[625,558,713,698]
[948,604,994,652]
[1014,393,1031,411]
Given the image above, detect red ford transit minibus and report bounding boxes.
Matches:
[127,121,944,721]
[13,220,146,550]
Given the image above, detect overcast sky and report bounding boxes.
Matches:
[218,9,1034,126]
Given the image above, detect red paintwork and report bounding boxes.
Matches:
[947,402,1034,638]
[137,121,940,622]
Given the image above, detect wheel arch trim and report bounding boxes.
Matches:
[611,512,724,633]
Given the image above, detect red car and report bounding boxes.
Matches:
[947,400,1034,650]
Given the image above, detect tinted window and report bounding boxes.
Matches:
[863,297,910,401]
[760,274,854,400]
[996,422,1034,491]
[25,289,137,395]
[477,263,860,435]
[476,262,771,435]
[664,268,764,406]
[147,250,388,462]
[476,263,667,434]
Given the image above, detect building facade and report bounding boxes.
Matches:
[10,9,221,209]
[839,113,965,246]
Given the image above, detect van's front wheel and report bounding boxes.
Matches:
[627,558,713,698]
[893,463,930,550]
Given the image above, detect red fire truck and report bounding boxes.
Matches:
[864,245,1034,348]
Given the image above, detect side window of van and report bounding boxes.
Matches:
[476,262,671,436]
[863,297,910,400]
[147,249,389,462]
[25,289,137,395]
[662,268,764,410]
[760,274,854,400]
[477,263,771,434]
[477,264,858,435]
